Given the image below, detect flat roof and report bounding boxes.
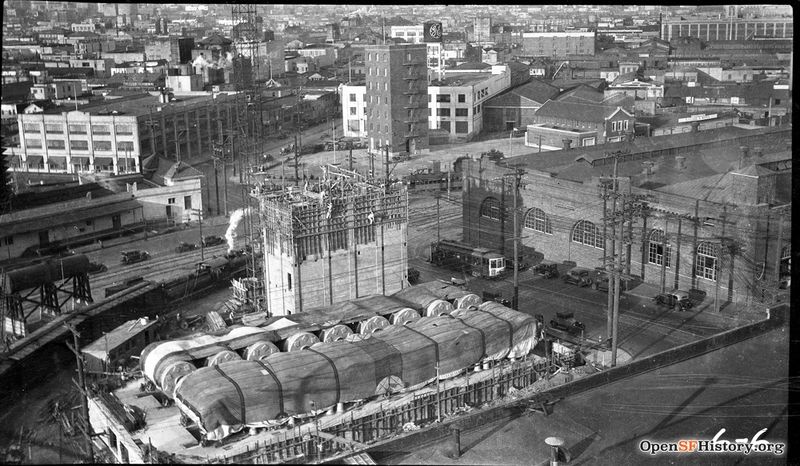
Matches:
[43,92,238,118]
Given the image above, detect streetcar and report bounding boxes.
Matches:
[430,239,506,279]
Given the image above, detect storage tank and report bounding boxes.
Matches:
[3,255,91,293]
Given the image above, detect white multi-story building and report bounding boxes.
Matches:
[340,64,511,143]
[340,83,367,138]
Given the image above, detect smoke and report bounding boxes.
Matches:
[225,207,251,253]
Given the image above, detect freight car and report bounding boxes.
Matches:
[168,301,537,442]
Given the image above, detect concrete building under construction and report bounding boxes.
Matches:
[256,167,409,315]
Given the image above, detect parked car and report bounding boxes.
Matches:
[592,270,633,292]
[120,250,150,265]
[653,290,694,311]
[175,242,199,254]
[505,255,530,272]
[562,268,593,287]
[549,311,585,335]
[482,291,510,307]
[202,235,225,247]
[88,261,108,275]
[533,261,559,278]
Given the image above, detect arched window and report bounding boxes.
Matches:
[696,242,718,281]
[648,229,671,267]
[571,220,603,249]
[480,197,501,220]
[524,208,552,234]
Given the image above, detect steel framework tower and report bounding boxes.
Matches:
[230,4,267,310]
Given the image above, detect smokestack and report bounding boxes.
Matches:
[562,138,572,150]
[675,156,686,170]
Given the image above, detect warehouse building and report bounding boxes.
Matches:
[462,125,791,306]
[13,90,244,175]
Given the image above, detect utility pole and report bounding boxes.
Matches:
[611,210,623,366]
[511,170,521,311]
[64,323,94,463]
[660,215,669,293]
[196,208,204,261]
[714,205,728,313]
[436,191,441,243]
[294,134,300,186]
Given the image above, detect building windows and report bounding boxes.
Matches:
[349,107,357,115]
[115,124,133,135]
[94,140,112,151]
[92,125,111,135]
[70,140,89,151]
[46,139,65,150]
[437,108,451,117]
[455,108,468,117]
[23,123,39,133]
[44,123,64,134]
[118,141,134,152]
[184,195,192,210]
[648,229,671,267]
[384,82,388,91]
[68,124,87,134]
[524,208,552,234]
[428,94,431,102]
[440,121,451,132]
[349,93,356,102]
[455,121,469,133]
[168,197,175,204]
[474,104,482,114]
[571,220,603,248]
[458,94,466,103]
[480,197,501,220]
[436,94,451,103]
[25,138,42,149]
[2,236,13,246]
[696,242,717,281]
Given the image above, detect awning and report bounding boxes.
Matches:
[3,199,143,236]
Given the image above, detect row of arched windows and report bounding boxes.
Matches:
[478,198,725,280]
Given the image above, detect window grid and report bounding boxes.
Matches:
[648,229,671,267]
[524,208,552,234]
[696,242,717,281]
[480,197,501,220]
[571,220,603,248]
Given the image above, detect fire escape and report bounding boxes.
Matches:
[402,54,425,153]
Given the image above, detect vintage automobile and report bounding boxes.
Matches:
[592,269,633,292]
[653,290,694,310]
[549,311,586,335]
[175,242,199,254]
[533,261,559,279]
[120,250,150,265]
[562,267,593,287]
[202,235,226,247]
[88,261,108,274]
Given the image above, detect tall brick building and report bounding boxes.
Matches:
[364,43,428,157]
[461,126,791,306]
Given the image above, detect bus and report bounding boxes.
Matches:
[430,239,506,279]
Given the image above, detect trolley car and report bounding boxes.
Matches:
[430,239,506,278]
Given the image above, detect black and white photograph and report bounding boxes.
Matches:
[0,3,792,464]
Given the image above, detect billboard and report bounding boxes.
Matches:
[423,21,443,42]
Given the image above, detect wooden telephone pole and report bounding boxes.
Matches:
[64,323,94,463]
